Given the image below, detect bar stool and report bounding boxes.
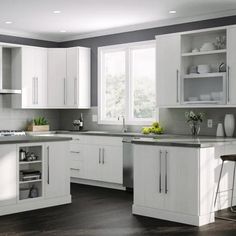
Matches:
[214,154,236,217]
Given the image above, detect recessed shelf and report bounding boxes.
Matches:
[19,160,42,165]
[19,179,42,184]
[182,49,226,57]
[183,72,226,79]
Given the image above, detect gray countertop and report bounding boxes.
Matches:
[131,137,236,148]
[0,135,72,145]
[26,130,236,148]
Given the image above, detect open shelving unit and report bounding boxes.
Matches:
[18,145,43,201]
[180,28,227,105]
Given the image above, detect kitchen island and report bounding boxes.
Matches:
[132,137,236,226]
[0,135,72,216]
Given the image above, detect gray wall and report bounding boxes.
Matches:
[60,15,236,106]
[1,15,236,135]
[0,34,59,48]
[58,15,236,136]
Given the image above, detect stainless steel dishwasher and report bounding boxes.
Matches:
[123,137,134,189]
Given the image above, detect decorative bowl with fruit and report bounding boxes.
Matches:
[142,122,164,135]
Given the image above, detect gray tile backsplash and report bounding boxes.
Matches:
[59,106,236,137]
[0,96,60,130]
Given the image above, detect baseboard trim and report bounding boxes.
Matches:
[0,195,71,217]
[132,204,215,226]
[71,178,125,190]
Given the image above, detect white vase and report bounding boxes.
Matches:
[224,114,235,137]
[216,123,224,137]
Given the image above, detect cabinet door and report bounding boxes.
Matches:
[34,48,47,107]
[66,47,77,107]
[44,142,70,198]
[227,27,236,104]
[101,146,123,184]
[0,145,17,207]
[47,48,67,107]
[21,47,35,107]
[133,145,164,209]
[156,34,181,106]
[84,145,102,181]
[164,147,199,215]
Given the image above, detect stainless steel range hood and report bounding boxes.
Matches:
[0,89,21,94]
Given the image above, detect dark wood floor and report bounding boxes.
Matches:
[0,184,236,236]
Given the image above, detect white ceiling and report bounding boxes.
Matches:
[0,0,236,42]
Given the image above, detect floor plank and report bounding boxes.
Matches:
[0,184,235,236]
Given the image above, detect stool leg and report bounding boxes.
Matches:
[230,162,236,213]
[215,161,224,208]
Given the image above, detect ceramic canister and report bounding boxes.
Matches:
[224,114,235,137]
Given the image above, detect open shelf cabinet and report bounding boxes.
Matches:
[18,144,44,201]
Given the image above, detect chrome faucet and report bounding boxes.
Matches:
[118,116,128,133]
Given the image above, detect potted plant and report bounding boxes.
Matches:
[28,116,49,132]
[185,111,204,136]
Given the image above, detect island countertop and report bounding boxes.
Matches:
[131,136,236,148]
[0,135,72,145]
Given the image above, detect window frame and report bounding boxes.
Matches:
[98,40,157,125]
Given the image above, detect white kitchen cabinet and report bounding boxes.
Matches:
[12,47,47,108]
[66,47,91,108]
[101,145,123,184]
[84,145,101,181]
[0,145,17,207]
[156,34,181,107]
[84,144,123,184]
[47,47,90,108]
[133,145,198,214]
[44,141,70,198]
[133,144,217,226]
[227,26,236,105]
[47,48,67,107]
[65,135,123,185]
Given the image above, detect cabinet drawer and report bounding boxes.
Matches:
[70,167,84,178]
[85,136,123,146]
[70,151,83,163]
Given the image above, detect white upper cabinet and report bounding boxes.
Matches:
[47,47,90,108]
[47,48,67,107]
[156,34,181,107]
[13,46,47,108]
[66,47,91,108]
[227,26,236,105]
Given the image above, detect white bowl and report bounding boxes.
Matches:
[200,42,216,51]
[200,94,211,101]
[188,97,198,102]
[197,64,211,74]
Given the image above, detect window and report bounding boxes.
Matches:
[98,41,156,125]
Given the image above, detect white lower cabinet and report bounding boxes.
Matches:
[67,135,123,185]
[134,145,198,214]
[44,142,70,198]
[0,145,17,207]
[0,141,71,217]
[133,144,215,226]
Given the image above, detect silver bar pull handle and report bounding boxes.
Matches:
[47,146,50,184]
[159,150,162,193]
[32,77,35,104]
[99,148,101,164]
[70,151,80,154]
[74,78,77,105]
[165,150,168,194]
[64,78,66,105]
[36,77,38,104]
[176,70,179,103]
[102,148,105,164]
[227,66,230,103]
